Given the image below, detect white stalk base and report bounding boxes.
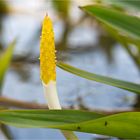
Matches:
[42,81,61,109]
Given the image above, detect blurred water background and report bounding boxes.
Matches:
[0,0,140,139]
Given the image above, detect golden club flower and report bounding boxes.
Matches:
[40,16,56,85]
[39,15,78,140]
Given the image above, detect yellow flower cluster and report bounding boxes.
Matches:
[40,16,56,85]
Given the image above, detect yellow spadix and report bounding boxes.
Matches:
[40,16,56,85]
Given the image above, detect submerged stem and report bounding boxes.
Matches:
[61,130,79,140]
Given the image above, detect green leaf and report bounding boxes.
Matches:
[0,40,16,89]
[0,110,104,127]
[0,0,9,14]
[103,0,140,11]
[0,110,140,138]
[101,24,140,68]
[81,5,140,40]
[52,0,70,18]
[57,62,140,94]
[59,111,140,138]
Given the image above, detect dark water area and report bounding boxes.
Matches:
[0,0,140,139]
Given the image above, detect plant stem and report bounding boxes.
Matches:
[61,130,78,140]
[0,124,13,140]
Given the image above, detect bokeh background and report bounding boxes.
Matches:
[0,0,140,139]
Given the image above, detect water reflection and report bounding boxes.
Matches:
[0,0,140,139]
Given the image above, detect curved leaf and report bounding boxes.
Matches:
[57,62,140,94]
[104,0,140,11]
[58,111,140,138]
[0,40,16,90]
[81,5,140,40]
[0,110,139,138]
[0,110,104,127]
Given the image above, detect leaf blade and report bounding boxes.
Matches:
[81,5,140,40]
[0,110,104,128]
[57,62,140,94]
[104,0,140,11]
[0,110,139,138]
[58,112,140,138]
[0,40,16,89]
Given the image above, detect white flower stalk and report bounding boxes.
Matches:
[40,15,78,140]
[42,81,61,109]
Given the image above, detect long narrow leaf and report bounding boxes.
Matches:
[0,110,104,127]
[57,62,140,94]
[0,40,16,89]
[81,5,140,40]
[0,110,139,138]
[103,0,140,11]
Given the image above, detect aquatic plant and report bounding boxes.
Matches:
[40,15,78,140]
[0,1,140,139]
